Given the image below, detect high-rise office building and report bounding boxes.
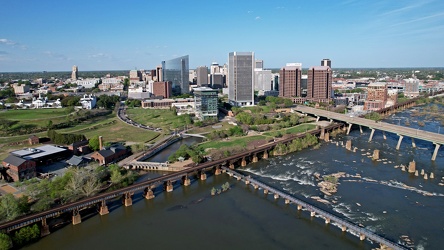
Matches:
[255,60,264,70]
[196,66,208,86]
[307,66,332,103]
[153,81,172,98]
[210,62,220,74]
[279,63,302,98]
[228,52,254,106]
[162,55,189,94]
[72,65,78,80]
[321,59,331,68]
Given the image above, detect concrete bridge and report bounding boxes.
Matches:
[181,133,207,138]
[222,167,407,250]
[293,105,444,160]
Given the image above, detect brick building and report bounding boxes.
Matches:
[152,81,172,98]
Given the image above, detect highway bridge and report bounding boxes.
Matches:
[223,167,407,250]
[293,105,444,160]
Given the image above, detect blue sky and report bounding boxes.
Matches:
[1,0,443,72]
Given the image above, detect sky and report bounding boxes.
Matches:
[1,0,444,72]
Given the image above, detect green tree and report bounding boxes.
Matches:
[12,224,40,247]
[0,194,20,222]
[89,135,100,151]
[0,233,12,250]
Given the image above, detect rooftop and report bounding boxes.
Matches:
[11,145,68,160]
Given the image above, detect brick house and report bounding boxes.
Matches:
[28,135,39,145]
[90,144,127,165]
[2,155,37,182]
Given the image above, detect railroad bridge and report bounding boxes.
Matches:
[0,124,341,234]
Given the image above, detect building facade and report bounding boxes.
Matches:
[80,94,97,109]
[364,82,388,111]
[162,55,189,94]
[193,87,218,120]
[279,63,302,98]
[152,81,172,98]
[307,66,332,103]
[72,65,78,80]
[228,52,254,106]
[321,59,331,68]
[196,66,208,86]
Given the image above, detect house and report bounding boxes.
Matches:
[2,155,36,182]
[28,135,39,145]
[68,140,90,155]
[90,144,127,165]
[66,155,89,167]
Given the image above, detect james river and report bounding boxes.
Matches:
[26,105,444,250]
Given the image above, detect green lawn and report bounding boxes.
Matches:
[126,108,189,130]
[263,123,316,136]
[199,135,271,150]
[0,108,70,120]
[186,121,234,134]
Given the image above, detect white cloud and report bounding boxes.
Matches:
[0,38,17,45]
[255,16,261,20]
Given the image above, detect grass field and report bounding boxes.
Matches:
[126,108,189,129]
[0,108,70,120]
[263,123,316,136]
[198,135,271,150]
[186,121,233,134]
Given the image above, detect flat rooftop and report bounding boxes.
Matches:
[12,145,68,160]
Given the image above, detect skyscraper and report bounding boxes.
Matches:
[228,52,254,106]
[307,66,332,103]
[279,63,302,98]
[162,55,189,94]
[72,65,78,80]
[196,66,208,86]
[321,59,331,68]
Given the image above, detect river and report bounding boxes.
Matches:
[25,105,444,250]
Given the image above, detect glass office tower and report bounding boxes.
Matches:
[162,55,189,94]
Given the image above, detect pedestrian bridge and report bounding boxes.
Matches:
[223,167,407,250]
[293,105,444,160]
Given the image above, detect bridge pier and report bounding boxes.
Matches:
[284,199,290,204]
[124,192,132,206]
[383,131,386,140]
[359,125,363,134]
[145,188,155,200]
[411,138,416,148]
[341,225,347,232]
[297,205,302,210]
[319,128,325,140]
[396,135,403,150]
[183,176,191,186]
[41,218,50,237]
[245,179,250,185]
[200,171,207,180]
[310,211,316,217]
[274,193,279,199]
[359,233,366,241]
[324,132,330,142]
[264,189,269,194]
[253,184,259,189]
[316,116,320,122]
[346,123,352,135]
[72,209,81,225]
[325,217,330,224]
[215,167,222,176]
[229,163,235,169]
[99,200,109,215]
[252,154,258,163]
[165,181,174,192]
[432,144,440,161]
[241,158,247,167]
[368,128,375,142]
[263,150,268,159]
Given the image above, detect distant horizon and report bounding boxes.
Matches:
[1,1,443,72]
[1,66,444,75]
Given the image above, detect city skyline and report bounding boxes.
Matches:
[1,0,444,72]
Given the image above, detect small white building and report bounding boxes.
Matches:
[74,78,100,89]
[79,94,97,109]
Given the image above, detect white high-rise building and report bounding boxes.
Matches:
[228,52,254,106]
